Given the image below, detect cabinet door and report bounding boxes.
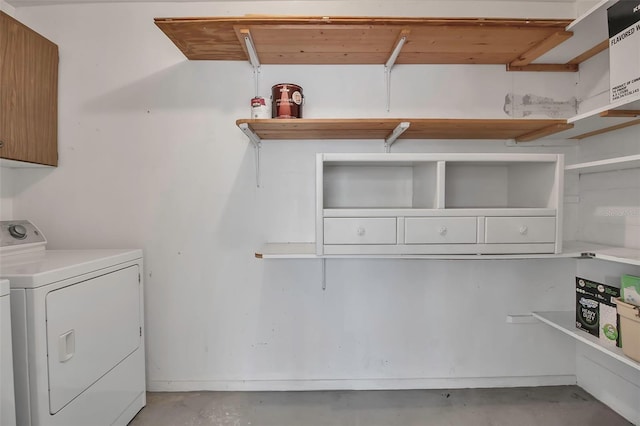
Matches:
[0,12,58,166]
[46,266,141,414]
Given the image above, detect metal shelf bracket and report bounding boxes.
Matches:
[384,121,410,152]
[384,31,409,112]
[238,123,262,187]
[241,29,262,96]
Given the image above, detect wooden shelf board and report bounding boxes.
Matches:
[565,155,640,174]
[155,16,571,64]
[532,311,640,371]
[236,118,569,141]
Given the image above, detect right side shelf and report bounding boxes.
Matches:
[537,0,640,141]
[532,311,640,371]
[563,154,640,267]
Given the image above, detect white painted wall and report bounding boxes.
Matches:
[5,1,584,391]
[0,168,12,220]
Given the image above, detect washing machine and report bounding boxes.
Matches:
[1,278,16,426]
[0,220,146,426]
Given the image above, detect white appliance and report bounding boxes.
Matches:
[1,278,16,426]
[0,220,146,426]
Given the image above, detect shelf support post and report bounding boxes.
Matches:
[384,121,410,152]
[241,29,262,96]
[384,30,409,112]
[238,123,262,187]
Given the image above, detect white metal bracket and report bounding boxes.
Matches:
[384,122,410,152]
[238,123,262,187]
[384,31,409,112]
[241,29,262,96]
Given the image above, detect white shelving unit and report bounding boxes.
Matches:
[532,311,640,371]
[316,153,564,256]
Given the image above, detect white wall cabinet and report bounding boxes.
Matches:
[315,153,564,256]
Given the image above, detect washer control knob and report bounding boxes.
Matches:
[8,224,28,239]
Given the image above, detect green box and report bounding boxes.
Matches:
[621,275,640,307]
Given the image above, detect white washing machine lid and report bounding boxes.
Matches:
[0,279,8,296]
[0,249,143,288]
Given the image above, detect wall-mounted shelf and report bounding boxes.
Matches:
[547,95,640,141]
[535,0,615,66]
[236,118,572,143]
[256,241,640,263]
[532,310,640,372]
[565,154,640,174]
[155,16,573,70]
[255,243,576,260]
[564,241,640,266]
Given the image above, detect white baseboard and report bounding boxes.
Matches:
[147,375,576,392]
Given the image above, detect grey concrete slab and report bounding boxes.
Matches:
[129,386,632,426]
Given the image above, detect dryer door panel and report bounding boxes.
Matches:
[46,265,140,414]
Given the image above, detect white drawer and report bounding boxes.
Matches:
[324,218,397,245]
[485,217,556,244]
[405,217,477,244]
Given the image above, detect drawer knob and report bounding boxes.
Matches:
[438,226,448,236]
[356,227,366,236]
[519,226,528,235]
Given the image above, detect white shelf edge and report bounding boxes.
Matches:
[566,0,615,31]
[532,310,640,372]
[255,243,317,258]
[569,94,640,124]
[564,241,640,266]
[565,154,640,174]
[534,0,616,64]
[256,241,639,264]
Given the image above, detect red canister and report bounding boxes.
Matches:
[271,83,303,118]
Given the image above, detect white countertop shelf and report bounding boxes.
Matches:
[564,241,640,266]
[565,154,640,174]
[256,243,579,260]
[256,241,640,264]
[532,310,640,371]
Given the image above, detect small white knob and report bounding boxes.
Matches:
[356,227,366,236]
[438,226,447,236]
[519,226,528,235]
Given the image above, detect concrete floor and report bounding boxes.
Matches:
[129,386,631,426]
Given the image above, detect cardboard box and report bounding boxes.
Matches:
[576,277,621,347]
[608,1,640,103]
[615,298,640,362]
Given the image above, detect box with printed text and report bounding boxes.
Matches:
[575,277,621,347]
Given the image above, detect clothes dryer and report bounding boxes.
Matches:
[0,220,145,426]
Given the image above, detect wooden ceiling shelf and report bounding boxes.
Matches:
[154,16,574,69]
[235,118,572,143]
